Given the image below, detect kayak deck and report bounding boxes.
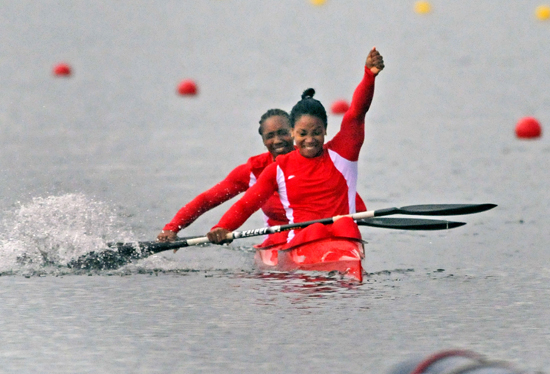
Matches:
[254,237,364,282]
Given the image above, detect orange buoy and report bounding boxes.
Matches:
[515,117,542,139]
[177,79,198,95]
[53,63,71,76]
[331,100,349,114]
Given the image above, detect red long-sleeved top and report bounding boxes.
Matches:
[163,150,368,234]
[163,152,287,232]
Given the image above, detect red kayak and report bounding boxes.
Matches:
[254,237,365,282]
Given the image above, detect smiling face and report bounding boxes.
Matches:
[261,115,294,159]
[292,115,326,158]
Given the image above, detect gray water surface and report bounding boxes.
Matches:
[1,1,549,373]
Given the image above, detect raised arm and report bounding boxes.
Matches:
[157,163,251,242]
[207,163,279,244]
[348,47,384,119]
[329,48,384,161]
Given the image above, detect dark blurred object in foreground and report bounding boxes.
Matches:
[388,350,523,374]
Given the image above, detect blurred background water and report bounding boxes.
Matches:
[1,1,549,373]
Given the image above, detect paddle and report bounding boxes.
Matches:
[367,203,497,217]
[66,236,201,271]
[67,217,465,270]
[143,217,466,252]
[357,217,465,230]
[67,203,495,270]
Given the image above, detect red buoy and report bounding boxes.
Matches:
[331,100,349,114]
[515,117,542,139]
[53,63,71,76]
[177,79,198,95]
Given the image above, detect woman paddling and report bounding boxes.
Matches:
[157,109,294,244]
[158,109,369,251]
[207,47,384,248]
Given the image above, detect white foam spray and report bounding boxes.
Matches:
[0,193,135,273]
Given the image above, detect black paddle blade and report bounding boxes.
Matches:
[106,240,193,254]
[357,217,466,230]
[67,239,194,271]
[67,242,154,270]
[375,204,497,217]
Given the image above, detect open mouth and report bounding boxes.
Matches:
[303,144,319,151]
[301,144,321,156]
[272,143,290,153]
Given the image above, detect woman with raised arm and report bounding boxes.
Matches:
[157,107,370,255]
[207,47,384,249]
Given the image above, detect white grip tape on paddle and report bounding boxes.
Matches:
[341,211,375,221]
[186,237,212,246]
[233,226,280,239]
[185,231,241,245]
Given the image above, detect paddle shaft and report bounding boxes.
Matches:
[153,204,493,252]
[199,202,496,243]
[176,210,377,248]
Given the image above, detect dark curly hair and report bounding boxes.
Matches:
[258,108,290,135]
[289,88,327,129]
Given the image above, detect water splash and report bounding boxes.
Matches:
[126,245,256,274]
[0,194,135,274]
